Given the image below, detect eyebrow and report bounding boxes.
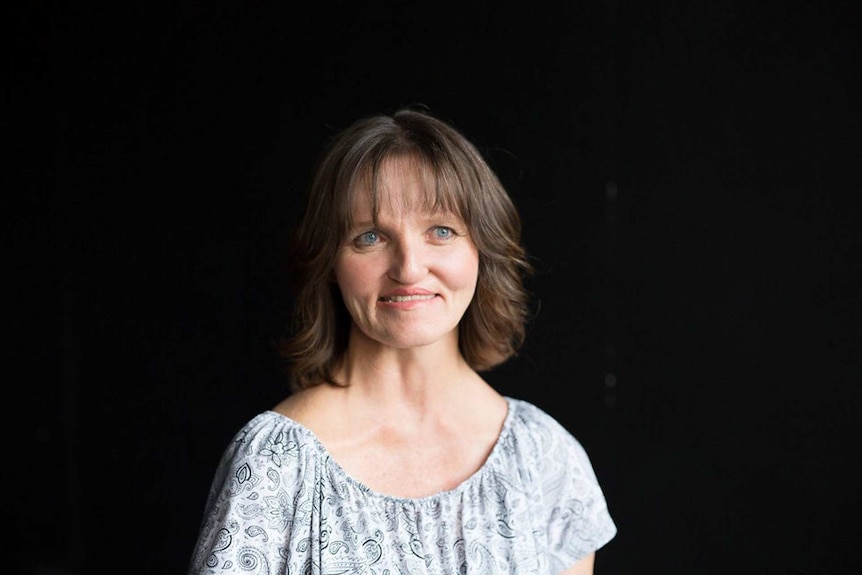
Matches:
[349,219,375,230]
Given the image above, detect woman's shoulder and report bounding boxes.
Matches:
[233,409,308,440]
[213,409,324,472]
[504,396,571,435]
[502,396,598,475]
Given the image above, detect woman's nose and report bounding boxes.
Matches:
[388,238,428,284]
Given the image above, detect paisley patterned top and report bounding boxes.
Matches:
[188,397,617,575]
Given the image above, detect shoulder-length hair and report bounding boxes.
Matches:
[278,107,534,390]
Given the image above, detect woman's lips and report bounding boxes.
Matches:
[378,294,436,302]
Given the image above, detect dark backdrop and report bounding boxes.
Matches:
[9,1,860,574]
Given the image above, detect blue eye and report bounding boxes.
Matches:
[433,227,454,239]
[355,231,379,246]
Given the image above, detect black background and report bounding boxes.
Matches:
[9,1,861,574]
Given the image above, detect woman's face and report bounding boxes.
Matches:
[333,158,479,353]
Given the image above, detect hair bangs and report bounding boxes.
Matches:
[343,150,469,230]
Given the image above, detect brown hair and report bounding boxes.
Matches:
[278,107,533,390]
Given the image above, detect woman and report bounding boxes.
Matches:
[188,107,617,574]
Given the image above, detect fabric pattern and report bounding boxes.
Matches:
[188,397,617,574]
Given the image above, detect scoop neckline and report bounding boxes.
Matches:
[262,396,518,504]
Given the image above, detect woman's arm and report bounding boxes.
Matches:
[558,552,595,575]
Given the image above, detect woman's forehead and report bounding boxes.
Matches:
[349,156,462,218]
[348,187,457,221]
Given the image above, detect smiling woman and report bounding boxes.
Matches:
[187,107,617,575]
[282,107,534,388]
[334,157,480,353]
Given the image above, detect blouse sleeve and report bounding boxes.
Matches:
[526,406,618,571]
[187,413,311,575]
